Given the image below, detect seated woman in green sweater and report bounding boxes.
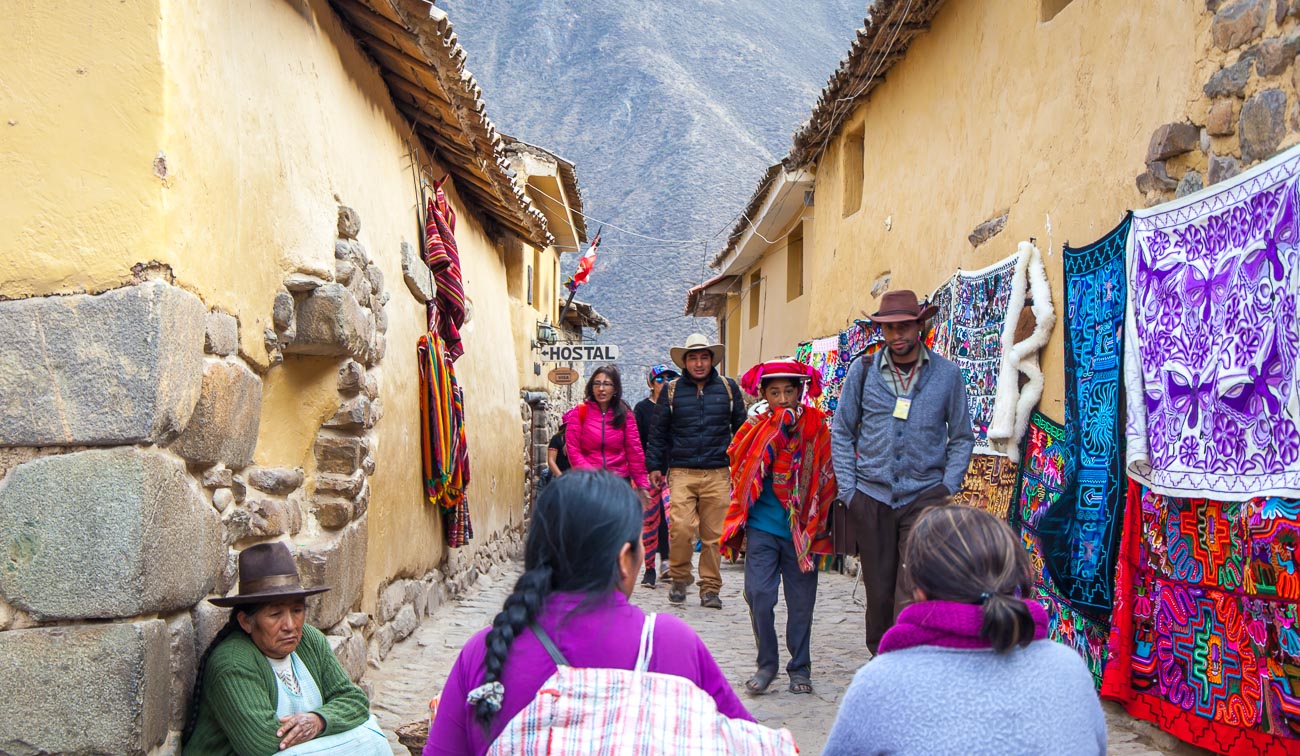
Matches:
[183,542,390,755]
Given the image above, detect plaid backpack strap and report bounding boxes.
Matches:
[532,624,570,667]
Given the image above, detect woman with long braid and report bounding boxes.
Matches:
[423,469,753,755]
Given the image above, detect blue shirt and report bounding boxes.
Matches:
[747,476,791,539]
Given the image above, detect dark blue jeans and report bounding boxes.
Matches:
[743,527,818,677]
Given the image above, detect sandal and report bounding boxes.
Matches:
[788,675,814,695]
[745,669,777,696]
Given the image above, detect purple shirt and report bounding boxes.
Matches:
[423,591,752,755]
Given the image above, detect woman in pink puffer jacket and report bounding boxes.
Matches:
[563,366,650,491]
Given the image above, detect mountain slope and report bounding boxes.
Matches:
[441,0,864,393]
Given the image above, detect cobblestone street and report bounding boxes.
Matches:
[370,557,1206,755]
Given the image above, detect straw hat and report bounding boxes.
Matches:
[670,333,725,370]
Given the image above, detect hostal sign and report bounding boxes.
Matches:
[537,344,620,362]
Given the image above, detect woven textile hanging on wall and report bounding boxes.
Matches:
[925,252,1019,454]
[952,455,1019,520]
[1124,145,1300,500]
[1102,484,1300,754]
[1011,412,1110,687]
[418,330,473,547]
[1032,214,1133,625]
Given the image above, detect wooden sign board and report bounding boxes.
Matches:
[548,367,581,386]
[537,344,620,362]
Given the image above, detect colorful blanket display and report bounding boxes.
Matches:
[792,322,882,423]
[952,454,1019,520]
[418,331,473,547]
[1102,484,1300,754]
[1012,412,1111,687]
[1124,148,1300,500]
[987,242,1056,462]
[418,179,473,547]
[425,179,468,363]
[1034,216,1132,630]
[925,252,1021,455]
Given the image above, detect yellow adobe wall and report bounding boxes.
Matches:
[152,0,526,612]
[512,243,564,392]
[0,0,509,613]
[1,2,165,297]
[806,0,1206,419]
[723,299,743,378]
[732,233,812,373]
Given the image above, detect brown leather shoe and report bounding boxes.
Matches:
[700,592,722,609]
[668,582,687,604]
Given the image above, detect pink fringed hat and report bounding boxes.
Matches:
[740,358,822,399]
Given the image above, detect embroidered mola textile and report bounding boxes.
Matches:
[1011,412,1110,687]
[925,252,1020,454]
[952,454,1018,520]
[1124,145,1300,499]
[987,242,1056,461]
[1102,484,1300,753]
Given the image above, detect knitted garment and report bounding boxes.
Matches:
[831,348,975,508]
[824,638,1106,755]
[877,599,1047,654]
[183,625,371,756]
[722,405,835,572]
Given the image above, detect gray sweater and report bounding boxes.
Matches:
[824,641,1106,756]
[831,348,975,508]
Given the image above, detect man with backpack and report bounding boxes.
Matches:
[646,334,747,609]
[831,289,975,654]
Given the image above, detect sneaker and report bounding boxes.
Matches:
[658,564,671,582]
[668,582,687,604]
[641,570,656,588]
[700,593,722,610]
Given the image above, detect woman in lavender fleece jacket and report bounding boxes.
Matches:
[424,470,751,756]
[824,506,1105,756]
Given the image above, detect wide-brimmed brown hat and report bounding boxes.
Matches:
[867,289,938,324]
[670,333,725,370]
[208,542,330,607]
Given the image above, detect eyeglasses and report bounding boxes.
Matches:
[591,381,616,388]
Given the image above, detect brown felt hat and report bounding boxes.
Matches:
[867,289,938,324]
[208,542,330,607]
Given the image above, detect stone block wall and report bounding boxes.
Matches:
[0,267,251,754]
[0,204,523,753]
[1137,0,1300,203]
[362,525,524,667]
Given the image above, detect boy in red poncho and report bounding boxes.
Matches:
[722,359,836,698]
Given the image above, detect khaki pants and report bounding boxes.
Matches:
[667,467,730,595]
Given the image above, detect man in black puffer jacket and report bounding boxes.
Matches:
[646,334,747,609]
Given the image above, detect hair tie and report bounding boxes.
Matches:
[979,591,992,604]
[466,681,505,712]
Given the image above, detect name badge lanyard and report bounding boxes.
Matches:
[891,360,917,420]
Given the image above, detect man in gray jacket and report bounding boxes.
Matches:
[831,289,975,653]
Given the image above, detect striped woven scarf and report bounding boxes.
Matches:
[418,330,473,547]
[722,406,835,572]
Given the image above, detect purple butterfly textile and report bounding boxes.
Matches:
[1124,144,1300,500]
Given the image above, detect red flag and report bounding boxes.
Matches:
[571,228,602,289]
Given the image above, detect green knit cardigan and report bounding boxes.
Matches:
[183,624,371,756]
